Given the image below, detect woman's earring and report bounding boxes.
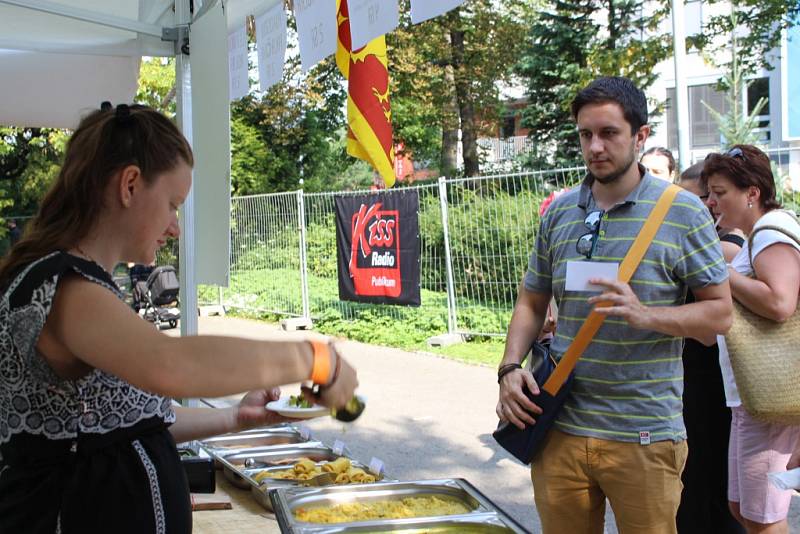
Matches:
[748,201,753,209]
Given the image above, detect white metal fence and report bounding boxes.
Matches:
[200,167,586,338]
[195,146,800,338]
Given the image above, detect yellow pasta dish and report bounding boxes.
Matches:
[294,496,471,523]
[252,457,377,485]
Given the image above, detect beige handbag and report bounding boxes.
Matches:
[725,211,800,425]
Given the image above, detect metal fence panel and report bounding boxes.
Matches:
[442,168,585,336]
[197,146,800,339]
[213,191,304,316]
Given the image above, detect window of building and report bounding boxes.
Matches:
[501,115,516,139]
[685,1,703,37]
[666,87,678,151]
[689,83,729,148]
[747,77,770,142]
[747,77,770,114]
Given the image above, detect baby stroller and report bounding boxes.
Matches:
[131,265,181,329]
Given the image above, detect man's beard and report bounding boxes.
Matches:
[591,150,637,185]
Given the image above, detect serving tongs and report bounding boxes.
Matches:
[298,471,336,486]
[244,458,337,487]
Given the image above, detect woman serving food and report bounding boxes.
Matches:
[0,103,358,534]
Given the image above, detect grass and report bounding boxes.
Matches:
[199,266,511,368]
[425,338,506,367]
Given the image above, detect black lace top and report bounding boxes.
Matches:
[0,251,175,445]
[0,251,189,534]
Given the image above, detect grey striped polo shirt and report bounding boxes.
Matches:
[524,171,727,443]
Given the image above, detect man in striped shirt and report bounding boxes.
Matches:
[497,77,732,533]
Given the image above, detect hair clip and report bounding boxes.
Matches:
[115,104,133,124]
[100,101,113,112]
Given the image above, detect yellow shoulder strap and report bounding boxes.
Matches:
[542,184,682,395]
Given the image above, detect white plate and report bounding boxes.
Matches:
[266,397,330,419]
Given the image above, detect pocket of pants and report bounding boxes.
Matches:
[672,439,689,475]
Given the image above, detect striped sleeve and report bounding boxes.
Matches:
[675,208,728,288]
[524,216,552,292]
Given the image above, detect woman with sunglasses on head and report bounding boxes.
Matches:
[679,162,745,263]
[675,162,745,534]
[0,103,358,534]
[703,144,800,534]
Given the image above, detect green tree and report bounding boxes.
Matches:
[0,128,67,217]
[230,42,353,194]
[135,57,177,115]
[689,0,800,75]
[387,0,530,177]
[704,14,767,148]
[517,0,671,168]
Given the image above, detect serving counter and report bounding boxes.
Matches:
[192,423,530,533]
[192,473,281,534]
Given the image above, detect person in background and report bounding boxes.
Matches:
[675,162,745,534]
[679,162,745,262]
[704,144,800,534]
[0,103,358,534]
[641,146,676,182]
[7,219,21,246]
[497,76,732,534]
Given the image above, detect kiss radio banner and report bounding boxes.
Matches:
[335,190,420,305]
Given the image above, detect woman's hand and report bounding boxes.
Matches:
[234,387,296,430]
[309,343,359,409]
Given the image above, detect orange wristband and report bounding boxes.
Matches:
[309,340,331,385]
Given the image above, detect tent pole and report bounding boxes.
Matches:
[175,0,198,340]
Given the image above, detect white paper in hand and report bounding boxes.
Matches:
[768,468,800,490]
[565,261,619,292]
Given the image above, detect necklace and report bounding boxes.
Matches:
[74,245,111,276]
[75,245,96,263]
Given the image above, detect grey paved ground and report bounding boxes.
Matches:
[183,316,800,533]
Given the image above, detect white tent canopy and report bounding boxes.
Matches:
[0,0,277,335]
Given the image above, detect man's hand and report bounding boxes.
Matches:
[587,277,652,329]
[496,368,543,430]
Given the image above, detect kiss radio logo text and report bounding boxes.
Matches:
[348,202,402,297]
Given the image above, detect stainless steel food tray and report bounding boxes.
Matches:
[200,428,308,453]
[217,442,338,490]
[248,460,392,511]
[269,478,529,533]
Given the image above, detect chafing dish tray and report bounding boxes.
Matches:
[247,459,393,511]
[269,478,529,533]
[217,442,339,489]
[200,428,308,453]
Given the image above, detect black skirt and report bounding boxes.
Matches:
[0,418,191,534]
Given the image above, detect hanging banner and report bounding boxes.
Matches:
[256,3,288,90]
[410,0,464,24]
[348,0,400,51]
[336,0,396,188]
[228,24,249,101]
[336,190,420,305]
[294,0,338,72]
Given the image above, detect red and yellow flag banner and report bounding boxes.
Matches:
[336,0,395,188]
